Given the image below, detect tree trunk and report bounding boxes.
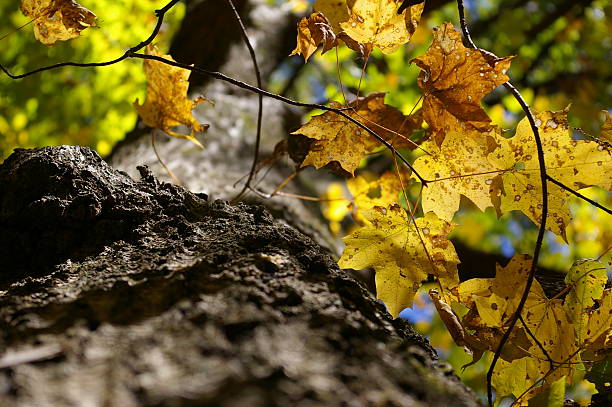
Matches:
[0,146,479,406]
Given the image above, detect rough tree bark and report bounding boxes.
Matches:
[0,1,483,406]
[0,145,480,406]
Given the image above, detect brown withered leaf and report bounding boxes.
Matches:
[291,93,421,175]
[412,23,512,145]
[290,12,337,61]
[134,45,209,148]
[21,0,96,46]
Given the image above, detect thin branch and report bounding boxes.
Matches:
[228,0,264,202]
[0,0,182,79]
[547,176,612,214]
[125,53,428,185]
[518,314,553,369]
[456,2,549,406]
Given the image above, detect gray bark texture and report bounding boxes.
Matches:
[0,146,480,407]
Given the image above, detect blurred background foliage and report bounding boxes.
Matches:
[0,0,184,159]
[0,1,610,403]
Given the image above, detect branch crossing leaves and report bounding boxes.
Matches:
[2,0,611,405]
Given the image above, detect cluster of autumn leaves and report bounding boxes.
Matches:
[290,0,611,404]
[18,0,611,404]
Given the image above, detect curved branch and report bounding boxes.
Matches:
[226,0,264,201]
[0,0,181,80]
[456,2,549,406]
[127,52,428,186]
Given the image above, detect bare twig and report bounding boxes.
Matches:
[0,0,182,79]
[456,2,549,406]
[518,314,553,369]
[547,175,612,214]
[227,0,264,202]
[124,53,428,185]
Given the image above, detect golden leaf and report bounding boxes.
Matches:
[523,278,578,384]
[290,12,337,61]
[412,23,512,145]
[20,0,96,46]
[458,254,532,327]
[292,93,420,175]
[346,170,405,221]
[311,0,422,55]
[467,255,580,400]
[580,288,612,353]
[338,205,459,317]
[339,0,424,54]
[563,259,608,347]
[314,0,349,33]
[134,45,209,148]
[488,109,611,239]
[412,127,502,221]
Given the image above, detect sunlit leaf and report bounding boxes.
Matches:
[292,93,420,175]
[412,127,502,221]
[563,259,608,346]
[346,170,405,222]
[339,0,424,54]
[290,12,337,61]
[338,205,459,317]
[488,109,612,239]
[134,45,209,147]
[458,254,532,327]
[20,0,96,45]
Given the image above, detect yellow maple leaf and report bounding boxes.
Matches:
[339,0,424,54]
[487,257,578,401]
[346,170,405,221]
[290,12,337,61]
[292,93,420,175]
[492,357,552,404]
[310,1,422,55]
[488,109,612,239]
[458,254,532,327]
[580,288,612,355]
[412,127,502,221]
[412,22,512,145]
[338,205,459,317]
[134,45,209,148]
[563,259,608,347]
[20,0,96,46]
[522,279,578,384]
